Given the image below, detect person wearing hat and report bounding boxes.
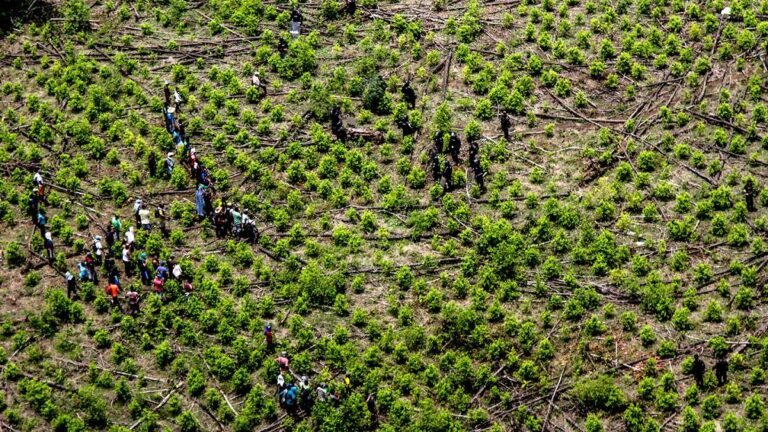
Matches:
[65,270,77,299]
[93,235,103,265]
[214,206,227,238]
[264,324,274,351]
[251,72,266,96]
[33,171,45,203]
[165,152,175,178]
[43,231,54,261]
[133,198,143,226]
[78,261,90,282]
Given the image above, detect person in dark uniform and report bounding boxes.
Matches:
[402,81,416,109]
[715,357,728,386]
[691,354,705,387]
[744,178,756,212]
[449,132,462,164]
[500,111,511,141]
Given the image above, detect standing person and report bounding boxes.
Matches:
[195,185,206,220]
[174,87,183,113]
[44,232,54,261]
[401,81,416,109]
[155,204,169,238]
[139,204,151,231]
[744,178,756,212]
[36,209,47,237]
[156,261,169,281]
[276,351,290,373]
[65,270,77,299]
[214,207,226,238]
[290,8,302,38]
[105,282,120,310]
[133,199,143,226]
[138,254,151,285]
[172,262,183,281]
[85,252,98,284]
[33,171,45,203]
[428,149,441,182]
[28,189,39,223]
[165,152,175,178]
[126,290,140,316]
[153,276,165,299]
[299,376,313,408]
[105,225,116,249]
[183,279,193,299]
[125,226,135,246]
[78,261,91,282]
[715,357,729,386]
[122,243,133,277]
[366,393,378,423]
[231,207,242,236]
[448,132,462,164]
[277,37,288,58]
[691,354,705,387]
[203,187,214,216]
[164,81,172,107]
[346,0,356,15]
[472,157,486,193]
[264,324,274,352]
[500,111,511,141]
[468,140,479,163]
[442,161,453,192]
[111,214,123,238]
[92,235,103,266]
[108,264,120,286]
[316,383,329,402]
[148,151,157,178]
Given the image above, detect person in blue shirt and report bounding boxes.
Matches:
[284,384,298,411]
[195,185,205,219]
[155,261,169,280]
[78,262,90,282]
[36,210,46,237]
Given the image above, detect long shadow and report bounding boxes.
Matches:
[0,0,58,36]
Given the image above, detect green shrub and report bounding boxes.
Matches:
[572,374,627,412]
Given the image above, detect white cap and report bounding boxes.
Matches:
[167,152,174,157]
[45,232,52,241]
[191,148,196,154]
[95,235,102,241]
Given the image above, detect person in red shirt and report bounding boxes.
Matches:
[105,283,120,311]
[153,276,165,299]
[276,351,289,372]
[264,324,274,352]
[183,279,193,299]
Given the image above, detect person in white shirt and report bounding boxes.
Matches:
[125,226,135,245]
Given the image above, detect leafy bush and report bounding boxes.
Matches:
[572,374,627,412]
